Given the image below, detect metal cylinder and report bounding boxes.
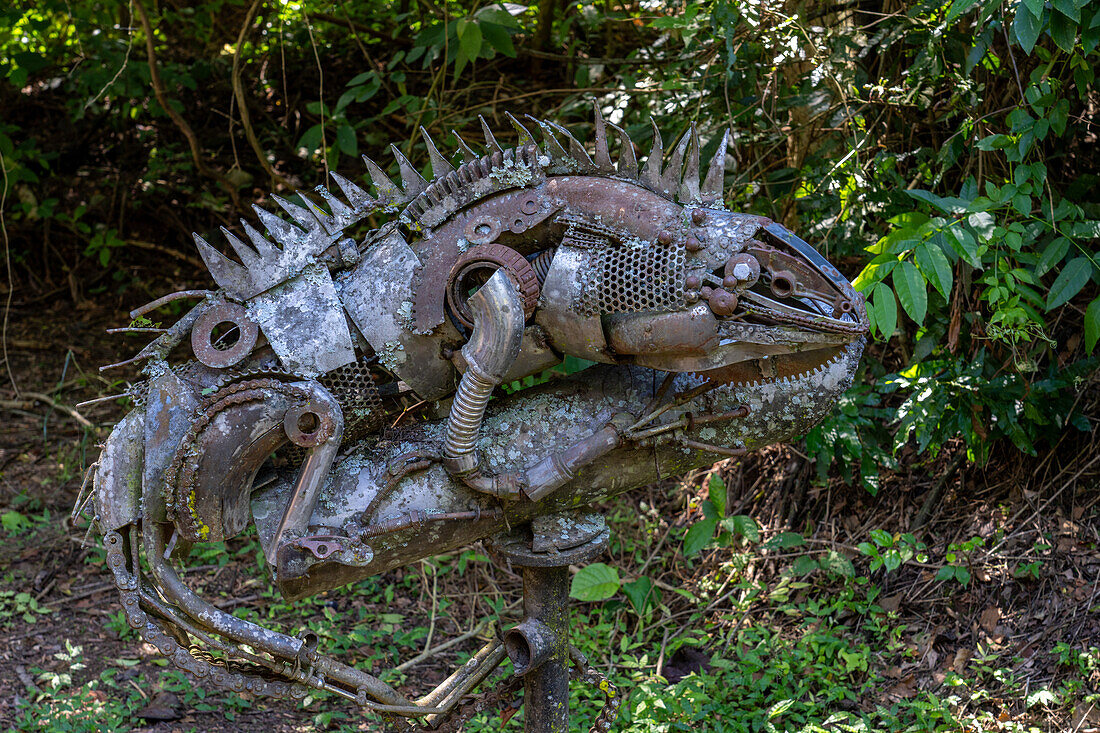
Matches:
[520,565,571,733]
[505,618,556,677]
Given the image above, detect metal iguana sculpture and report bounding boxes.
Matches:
[83,107,868,729]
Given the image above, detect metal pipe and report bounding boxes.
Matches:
[442,270,525,477]
[520,565,571,733]
[417,638,505,708]
[504,618,556,676]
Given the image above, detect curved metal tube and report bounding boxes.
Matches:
[442,270,526,478]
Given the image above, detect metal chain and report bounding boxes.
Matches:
[571,645,623,733]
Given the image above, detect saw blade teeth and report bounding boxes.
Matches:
[528,116,569,163]
[660,129,690,200]
[606,120,637,179]
[193,233,250,298]
[314,183,356,226]
[390,144,427,198]
[451,130,479,163]
[254,202,306,246]
[240,220,279,261]
[361,154,402,203]
[641,118,664,190]
[328,171,377,213]
[219,226,260,269]
[701,127,730,205]
[592,102,613,172]
[479,115,503,155]
[679,123,701,203]
[268,194,317,231]
[504,112,535,147]
[420,126,456,179]
[299,192,338,234]
[546,120,594,169]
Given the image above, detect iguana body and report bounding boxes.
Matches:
[89,108,868,722]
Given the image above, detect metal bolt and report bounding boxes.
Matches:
[708,288,738,317]
[691,209,706,226]
[657,230,672,245]
[685,275,701,290]
[685,236,702,252]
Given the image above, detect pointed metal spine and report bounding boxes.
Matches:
[660,130,691,199]
[193,233,250,297]
[240,220,279,260]
[420,127,456,178]
[606,121,638,179]
[479,115,503,155]
[527,116,569,163]
[327,172,377,214]
[314,184,355,225]
[361,154,402,203]
[299,193,338,234]
[700,128,731,205]
[390,144,427,197]
[254,202,306,246]
[504,112,535,147]
[547,120,594,168]
[451,130,479,163]
[219,226,260,269]
[679,124,701,203]
[592,102,613,171]
[641,118,664,190]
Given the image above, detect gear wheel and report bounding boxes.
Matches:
[446,243,540,328]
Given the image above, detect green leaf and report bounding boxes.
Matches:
[570,563,621,601]
[946,227,981,267]
[1050,8,1079,51]
[766,532,805,549]
[1013,5,1043,53]
[707,474,727,516]
[1086,297,1100,353]
[893,261,928,324]
[955,566,972,586]
[790,555,819,575]
[1022,0,1045,18]
[481,22,516,57]
[871,283,898,340]
[723,515,761,543]
[936,565,956,581]
[456,19,483,62]
[621,576,657,614]
[683,517,717,557]
[820,550,855,577]
[947,0,983,20]
[915,242,954,299]
[967,211,996,239]
[1046,257,1092,310]
[1053,0,1080,22]
[336,125,357,157]
[1036,237,1070,276]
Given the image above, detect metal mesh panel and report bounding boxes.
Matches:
[579,242,687,316]
[284,356,383,465]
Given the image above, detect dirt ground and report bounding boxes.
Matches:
[1,284,1098,732]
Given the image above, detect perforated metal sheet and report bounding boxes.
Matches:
[283,356,383,465]
[578,241,687,316]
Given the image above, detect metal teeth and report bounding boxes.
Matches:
[451,130,479,163]
[299,193,338,234]
[314,183,356,225]
[193,233,250,297]
[547,120,595,169]
[361,154,402,203]
[240,220,279,261]
[219,226,260,269]
[605,120,637,178]
[701,128,730,205]
[480,115,503,155]
[420,127,456,179]
[528,115,569,163]
[328,171,377,212]
[256,201,308,243]
[641,118,663,191]
[660,129,690,199]
[679,124,701,203]
[505,112,536,147]
[390,144,427,197]
[592,103,613,172]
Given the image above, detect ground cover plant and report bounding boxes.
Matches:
[1,0,1098,730]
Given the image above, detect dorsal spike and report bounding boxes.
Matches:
[606,121,638,178]
[194,233,251,297]
[299,193,337,233]
[254,202,306,245]
[314,184,355,224]
[390,144,427,197]
[420,126,456,178]
[641,118,664,190]
[504,112,535,147]
[479,115,503,155]
[701,128,731,205]
[527,116,569,162]
[240,220,279,260]
[547,120,594,169]
[269,194,317,230]
[327,172,377,213]
[361,154,402,202]
[679,124,701,202]
[592,103,613,171]
[660,130,691,198]
[451,130,479,163]
[219,226,260,268]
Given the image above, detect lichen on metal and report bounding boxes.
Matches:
[89,104,869,732]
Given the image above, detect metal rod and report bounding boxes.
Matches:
[129,289,213,319]
[521,564,571,733]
